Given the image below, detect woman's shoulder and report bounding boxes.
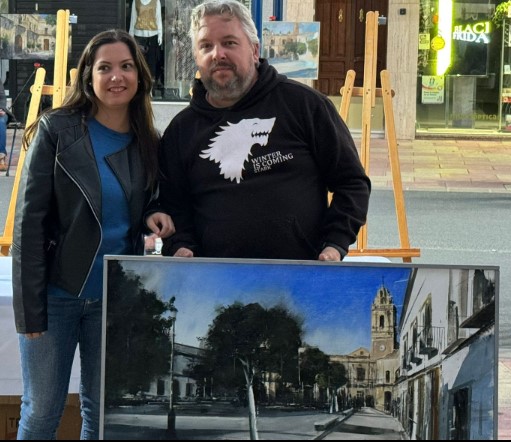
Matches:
[42,108,85,130]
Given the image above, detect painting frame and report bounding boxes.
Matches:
[100,256,498,440]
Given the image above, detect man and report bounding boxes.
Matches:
[157,0,370,261]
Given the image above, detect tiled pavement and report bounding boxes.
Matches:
[362,136,511,193]
[3,128,511,192]
[2,128,511,438]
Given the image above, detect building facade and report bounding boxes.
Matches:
[3,0,511,139]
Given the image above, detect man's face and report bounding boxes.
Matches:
[194,13,259,106]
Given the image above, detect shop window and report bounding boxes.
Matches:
[416,0,506,134]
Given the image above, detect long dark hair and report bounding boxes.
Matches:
[23,29,159,188]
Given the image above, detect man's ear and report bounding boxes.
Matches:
[253,43,260,59]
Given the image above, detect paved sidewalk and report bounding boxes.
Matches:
[362,137,511,193]
[2,129,509,239]
[4,129,511,192]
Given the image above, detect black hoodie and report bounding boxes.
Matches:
[159,59,371,260]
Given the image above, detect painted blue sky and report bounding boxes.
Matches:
[263,21,320,36]
[110,258,411,356]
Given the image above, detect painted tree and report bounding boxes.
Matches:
[316,360,348,413]
[299,347,347,411]
[299,347,329,387]
[105,260,172,403]
[308,38,319,57]
[199,302,303,440]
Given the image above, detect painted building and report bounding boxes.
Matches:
[331,266,496,439]
[330,284,400,413]
[145,342,202,401]
[396,267,496,439]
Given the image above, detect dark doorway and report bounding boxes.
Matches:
[315,0,388,95]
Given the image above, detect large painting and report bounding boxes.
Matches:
[262,21,320,79]
[100,257,498,440]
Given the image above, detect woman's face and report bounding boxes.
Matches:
[91,41,139,113]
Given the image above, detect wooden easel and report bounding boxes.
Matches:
[0,9,75,256]
[342,11,420,263]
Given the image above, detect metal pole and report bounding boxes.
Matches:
[167,317,176,435]
[251,0,262,53]
[297,349,300,385]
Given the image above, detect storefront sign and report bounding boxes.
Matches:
[421,76,444,104]
[452,21,491,44]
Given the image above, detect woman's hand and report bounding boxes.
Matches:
[146,212,175,238]
[24,332,44,339]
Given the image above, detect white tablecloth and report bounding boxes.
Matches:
[0,257,80,395]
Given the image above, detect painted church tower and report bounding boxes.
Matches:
[371,284,397,359]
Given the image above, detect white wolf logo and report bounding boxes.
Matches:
[200,117,276,183]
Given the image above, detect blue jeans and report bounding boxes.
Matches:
[17,296,102,440]
[0,113,7,155]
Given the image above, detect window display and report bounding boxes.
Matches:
[162,0,201,101]
[129,0,163,82]
[416,0,510,134]
[125,0,255,102]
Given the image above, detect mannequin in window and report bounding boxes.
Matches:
[129,0,163,81]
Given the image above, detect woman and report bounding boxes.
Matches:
[12,29,174,439]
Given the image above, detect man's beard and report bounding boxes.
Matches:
[203,62,256,103]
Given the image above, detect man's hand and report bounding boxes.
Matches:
[174,247,194,258]
[318,246,341,262]
[146,212,175,238]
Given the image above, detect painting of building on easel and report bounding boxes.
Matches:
[262,21,320,79]
[0,14,71,60]
[100,257,497,440]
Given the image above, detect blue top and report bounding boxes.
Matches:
[49,118,133,300]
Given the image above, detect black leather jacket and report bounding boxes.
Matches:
[12,109,153,333]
